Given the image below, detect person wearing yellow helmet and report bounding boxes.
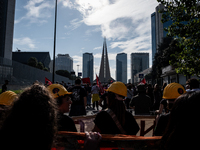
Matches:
[92,81,139,135]
[154,82,186,136]
[0,84,101,150]
[47,84,77,132]
[0,91,17,127]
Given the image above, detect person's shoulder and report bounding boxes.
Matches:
[125,111,134,117]
[97,110,109,116]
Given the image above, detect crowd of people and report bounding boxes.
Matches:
[0,78,199,149]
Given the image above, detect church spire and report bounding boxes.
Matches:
[99,37,111,83]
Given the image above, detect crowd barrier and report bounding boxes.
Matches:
[54,131,162,150]
[71,114,156,136]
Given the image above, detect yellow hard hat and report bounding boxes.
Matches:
[0,91,17,106]
[47,84,72,99]
[163,83,186,99]
[105,81,127,97]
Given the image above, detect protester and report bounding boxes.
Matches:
[154,82,186,136]
[125,84,133,109]
[47,84,77,132]
[0,84,101,150]
[98,92,108,110]
[91,83,100,110]
[146,84,154,109]
[0,84,57,150]
[0,91,17,127]
[68,79,87,116]
[186,78,200,92]
[93,81,139,135]
[1,80,9,93]
[153,84,162,110]
[129,83,152,115]
[161,91,200,150]
[85,83,92,109]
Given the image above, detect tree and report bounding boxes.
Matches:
[151,37,173,79]
[37,62,44,70]
[157,0,200,76]
[28,57,38,67]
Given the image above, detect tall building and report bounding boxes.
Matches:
[151,4,173,61]
[49,54,73,73]
[131,53,149,83]
[99,38,112,83]
[151,12,156,62]
[83,53,93,84]
[0,0,16,60]
[116,53,127,83]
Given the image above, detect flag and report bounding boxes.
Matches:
[45,77,52,85]
[82,77,91,86]
[140,78,146,84]
[96,74,104,94]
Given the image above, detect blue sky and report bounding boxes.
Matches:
[13,0,159,81]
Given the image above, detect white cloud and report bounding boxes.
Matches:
[62,0,159,80]
[14,37,36,49]
[94,52,116,60]
[93,46,101,50]
[15,0,53,24]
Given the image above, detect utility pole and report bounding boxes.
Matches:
[52,0,58,83]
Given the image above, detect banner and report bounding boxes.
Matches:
[82,77,91,86]
[45,77,52,85]
[140,78,146,84]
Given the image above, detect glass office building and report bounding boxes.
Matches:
[83,53,93,83]
[116,53,127,83]
[131,53,149,83]
[151,12,156,62]
[0,0,16,60]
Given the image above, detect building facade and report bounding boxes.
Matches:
[0,0,16,60]
[83,53,93,84]
[116,53,127,83]
[151,4,173,62]
[54,54,73,72]
[131,53,149,83]
[13,51,51,69]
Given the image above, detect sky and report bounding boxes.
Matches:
[13,0,159,81]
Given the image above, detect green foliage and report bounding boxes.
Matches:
[152,37,173,79]
[37,62,44,70]
[55,70,77,80]
[28,57,38,67]
[157,0,200,77]
[27,57,48,71]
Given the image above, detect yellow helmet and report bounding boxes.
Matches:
[105,81,127,97]
[0,91,17,106]
[163,83,186,99]
[47,84,72,99]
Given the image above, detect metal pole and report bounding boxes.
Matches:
[52,0,58,83]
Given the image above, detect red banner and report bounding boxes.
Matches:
[140,78,146,84]
[45,77,52,85]
[82,77,91,86]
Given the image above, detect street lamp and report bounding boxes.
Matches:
[52,0,58,83]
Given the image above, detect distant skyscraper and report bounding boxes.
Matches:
[116,53,127,83]
[83,53,93,84]
[0,0,16,60]
[99,38,111,83]
[131,53,149,83]
[49,54,73,73]
[151,4,173,62]
[151,12,156,62]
